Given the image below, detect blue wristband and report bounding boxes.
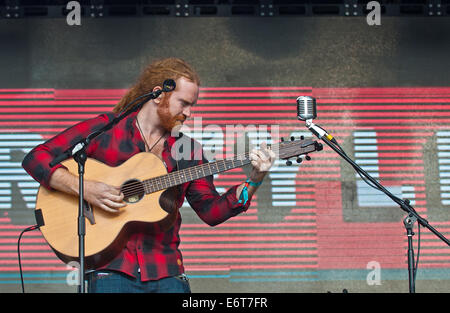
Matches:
[237,179,262,206]
[246,179,262,187]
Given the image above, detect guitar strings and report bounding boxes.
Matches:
[120,153,251,196]
[118,140,307,196]
[119,141,305,196]
[118,152,251,196]
[119,142,304,196]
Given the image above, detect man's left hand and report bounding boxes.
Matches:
[249,142,276,179]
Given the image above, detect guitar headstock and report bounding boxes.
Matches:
[277,136,323,166]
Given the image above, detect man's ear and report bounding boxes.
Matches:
[152,86,163,104]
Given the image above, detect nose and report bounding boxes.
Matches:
[183,105,192,118]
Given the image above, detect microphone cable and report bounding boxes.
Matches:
[17,224,40,293]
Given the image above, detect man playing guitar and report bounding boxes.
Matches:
[22,58,276,293]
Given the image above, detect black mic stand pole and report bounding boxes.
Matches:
[49,81,176,293]
[305,120,450,293]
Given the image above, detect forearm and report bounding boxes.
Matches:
[236,168,267,200]
[236,141,275,201]
[49,167,80,196]
[49,167,125,213]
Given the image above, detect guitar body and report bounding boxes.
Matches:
[35,152,178,269]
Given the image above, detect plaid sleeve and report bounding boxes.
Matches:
[185,141,251,226]
[22,113,112,190]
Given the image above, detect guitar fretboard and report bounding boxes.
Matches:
[120,139,315,196]
[143,153,251,194]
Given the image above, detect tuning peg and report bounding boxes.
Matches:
[300,135,304,140]
[290,136,295,141]
[305,155,311,161]
[315,142,323,151]
[286,160,293,166]
[296,156,303,163]
[281,137,284,142]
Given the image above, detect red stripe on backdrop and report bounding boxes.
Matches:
[1,259,61,264]
[0,100,115,106]
[181,236,315,242]
[192,105,450,111]
[0,121,86,126]
[378,166,424,171]
[376,152,423,157]
[316,95,450,99]
[200,92,308,98]
[152,111,450,118]
[184,257,317,263]
[186,264,318,271]
[196,98,450,104]
[180,229,316,235]
[313,87,450,95]
[0,94,53,99]
[317,105,450,110]
[0,252,55,258]
[54,89,126,98]
[377,160,423,164]
[179,243,317,249]
[284,216,317,221]
[161,118,450,124]
[181,222,316,228]
[0,266,66,272]
[200,87,312,91]
[0,89,54,92]
[0,245,52,251]
[375,139,427,144]
[0,114,104,120]
[182,250,317,256]
[197,99,301,104]
[0,107,113,113]
[319,112,450,117]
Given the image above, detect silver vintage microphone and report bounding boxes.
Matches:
[296,96,317,121]
[296,96,337,144]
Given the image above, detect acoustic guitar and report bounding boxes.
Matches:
[34,138,322,269]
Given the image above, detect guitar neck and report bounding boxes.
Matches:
[142,153,251,194]
[138,138,319,194]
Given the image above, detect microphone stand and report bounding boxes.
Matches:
[49,86,171,293]
[305,120,450,293]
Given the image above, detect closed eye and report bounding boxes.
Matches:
[181,100,193,107]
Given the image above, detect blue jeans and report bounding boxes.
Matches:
[87,270,191,293]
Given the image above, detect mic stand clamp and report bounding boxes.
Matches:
[305,120,327,139]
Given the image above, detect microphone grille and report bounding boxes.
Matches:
[296,96,317,121]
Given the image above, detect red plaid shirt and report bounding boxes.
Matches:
[22,110,251,281]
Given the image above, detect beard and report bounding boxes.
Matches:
[157,95,186,132]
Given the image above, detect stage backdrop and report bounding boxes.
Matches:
[0,17,449,293]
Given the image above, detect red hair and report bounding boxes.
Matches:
[113,58,200,114]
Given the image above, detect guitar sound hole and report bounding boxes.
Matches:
[121,179,145,203]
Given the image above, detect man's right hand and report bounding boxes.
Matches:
[49,168,126,213]
[84,180,126,213]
